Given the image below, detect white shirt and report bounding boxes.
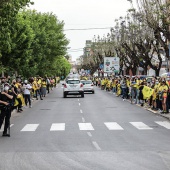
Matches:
[23,84,32,95]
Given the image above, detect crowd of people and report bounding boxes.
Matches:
[92,76,170,114]
[0,76,59,137]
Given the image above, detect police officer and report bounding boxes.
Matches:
[0,77,6,92]
[0,84,13,137]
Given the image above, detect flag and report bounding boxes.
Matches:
[142,85,154,99]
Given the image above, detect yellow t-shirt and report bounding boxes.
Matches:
[32,81,38,90]
[159,85,168,97]
[41,81,47,88]
[101,80,105,86]
[112,80,116,87]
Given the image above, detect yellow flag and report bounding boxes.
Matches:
[21,95,25,106]
[14,99,19,106]
[142,85,154,99]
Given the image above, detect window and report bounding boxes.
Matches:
[67,80,80,84]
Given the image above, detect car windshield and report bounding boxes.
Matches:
[67,80,80,84]
[81,81,92,84]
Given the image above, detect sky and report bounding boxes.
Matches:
[29,0,132,61]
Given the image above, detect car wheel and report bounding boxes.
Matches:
[81,93,84,98]
[92,91,95,94]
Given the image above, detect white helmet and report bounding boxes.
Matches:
[24,80,28,84]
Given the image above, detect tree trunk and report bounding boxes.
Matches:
[132,67,137,75]
[155,68,160,77]
[1,71,4,77]
[144,66,147,75]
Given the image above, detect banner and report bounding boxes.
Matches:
[104,57,120,73]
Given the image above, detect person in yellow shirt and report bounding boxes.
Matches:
[32,78,38,97]
[135,78,140,104]
[112,78,116,94]
[41,78,47,97]
[159,80,169,113]
[116,81,121,97]
[152,83,157,110]
[106,79,111,91]
[101,78,105,90]
[34,77,43,100]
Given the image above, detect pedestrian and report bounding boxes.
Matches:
[46,77,50,94]
[0,84,13,137]
[35,77,43,100]
[120,78,127,101]
[41,78,47,97]
[11,79,19,111]
[23,80,32,108]
[160,80,169,114]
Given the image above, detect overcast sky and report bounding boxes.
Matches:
[29,0,131,61]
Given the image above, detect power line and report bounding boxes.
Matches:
[64,27,112,31]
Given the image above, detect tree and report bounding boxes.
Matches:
[0,0,33,58]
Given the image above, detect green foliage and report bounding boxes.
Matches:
[0,2,69,77]
[0,0,32,56]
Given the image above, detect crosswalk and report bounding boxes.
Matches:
[1,121,170,132]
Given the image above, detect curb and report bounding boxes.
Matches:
[135,103,170,120]
[147,108,170,120]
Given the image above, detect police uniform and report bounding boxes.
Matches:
[0,90,13,137]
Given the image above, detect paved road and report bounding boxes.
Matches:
[1,82,170,170]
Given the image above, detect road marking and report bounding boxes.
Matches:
[10,124,14,127]
[80,109,83,113]
[82,117,85,122]
[155,121,170,129]
[87,132,92,137]
[79,103,81,106]
[78,123,94,130]
[50,123,65,131]
[21,124,39,132]
[104,122,124,130]
[92,141,101,151]
[130,122,153,130]
[78,99,79,101]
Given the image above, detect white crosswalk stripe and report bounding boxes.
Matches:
[130,122,153,130]
[21,124,39,132]
[78,123,94,130]
[2,121,170,132]
[155,121,170,129]
[50,123,65,131]
[104,122,124,130]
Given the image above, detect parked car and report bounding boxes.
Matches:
[80,80,95,94]
[62,78,84,98]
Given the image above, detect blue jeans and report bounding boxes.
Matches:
[112,87,116,93]
[24,94,31,106]
[135,89,139,104]
[122,88,127,99]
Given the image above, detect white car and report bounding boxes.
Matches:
[63,78,84,98]
[80,80,95,94]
